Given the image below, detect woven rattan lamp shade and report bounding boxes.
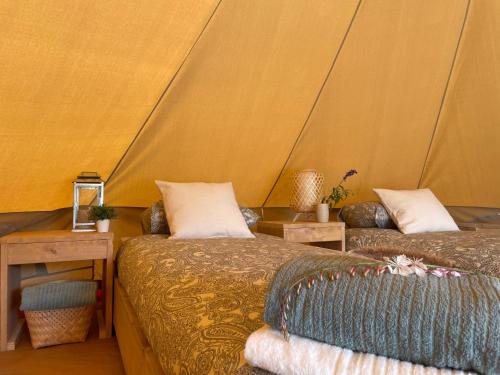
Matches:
[290,169,324,213]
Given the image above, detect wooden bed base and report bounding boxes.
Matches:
[114,277,164,375]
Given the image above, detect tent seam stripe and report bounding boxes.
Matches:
[103,0,224,187]
[417,0,471,188]
[261,0,363,208]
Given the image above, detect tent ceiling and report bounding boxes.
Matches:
[0,0,218,212]
[105,0,361,207]
[265,0,469,206]
[1,0,499,213]
[420,0,500,207]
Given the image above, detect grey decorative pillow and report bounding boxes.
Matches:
[141,201,261,234]
[141,200,169,234]
[339,202,395,229]
[239,207,261,227]
[140,207,153,234]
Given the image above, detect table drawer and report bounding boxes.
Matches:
[7,240,108,265]
[284,226,343,243]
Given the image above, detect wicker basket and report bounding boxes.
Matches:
[25,304,95,349]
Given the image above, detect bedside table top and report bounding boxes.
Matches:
[256,220,345,250]
[1,230,113,244]
[257,220,345,229]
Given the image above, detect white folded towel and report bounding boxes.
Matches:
[244,326,473,375]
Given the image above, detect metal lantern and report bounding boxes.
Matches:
[72,172,104,232]
[290,169,324,222]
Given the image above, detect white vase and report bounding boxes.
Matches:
[316,203,330,223]
[96,219,110,233]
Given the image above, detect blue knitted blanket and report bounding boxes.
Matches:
[263,254,500,374]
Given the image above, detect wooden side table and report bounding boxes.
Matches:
[0,230,114,351]
[256,220,345,251]
[458,222,500,232]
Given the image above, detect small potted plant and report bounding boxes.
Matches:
[317,169,358,222]
[88,205,115,233]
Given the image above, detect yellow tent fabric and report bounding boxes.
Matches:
[105,0,361,207]
[265,0,469,206]
[0,0,218,212]
[0,0,499,213]
[420,0,500,207]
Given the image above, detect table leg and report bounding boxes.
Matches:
[101,256,113,338]
[0,249,7,351]
[1,261,21,351]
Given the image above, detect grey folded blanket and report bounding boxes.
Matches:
[264,254,500,374]
[20,281,97,311]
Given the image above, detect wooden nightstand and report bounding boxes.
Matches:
[0,230,114,351]
[256,220,345,251]
[458,223,500,232]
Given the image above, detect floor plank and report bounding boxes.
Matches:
[0,319,124,374]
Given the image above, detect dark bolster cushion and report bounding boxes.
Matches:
[339,201,396,229]
[141,200,169,234]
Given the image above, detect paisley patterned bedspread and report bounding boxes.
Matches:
[117,233,337,374]
[346,228,500,276]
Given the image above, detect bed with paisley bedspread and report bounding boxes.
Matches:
[345,228,500,277]
[116,233,338,374]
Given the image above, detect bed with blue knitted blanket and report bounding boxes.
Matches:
[263,254,500,374]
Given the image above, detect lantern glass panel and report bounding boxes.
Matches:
[72,172,104,232]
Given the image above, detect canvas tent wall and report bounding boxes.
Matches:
[1,0,499,215]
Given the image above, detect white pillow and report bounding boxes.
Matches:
[373,188,459,234]
[155,181,255,239]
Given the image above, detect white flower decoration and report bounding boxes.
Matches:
[408,257,428,277]
[382,255,461,278]
[383,255,413,276]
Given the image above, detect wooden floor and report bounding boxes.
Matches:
[0,320,124,375]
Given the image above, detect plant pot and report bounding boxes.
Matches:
[96,219,110,233]
[316,203,330,223]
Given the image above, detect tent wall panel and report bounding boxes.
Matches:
[266,0,469,207]
[105,0,360,207]
[0,0,218,212]
[0,209,70,236]
[420,0,500,207]
[0,0,498,214]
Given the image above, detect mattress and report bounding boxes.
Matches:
[117,233,337,374]
[345,228,500,276]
